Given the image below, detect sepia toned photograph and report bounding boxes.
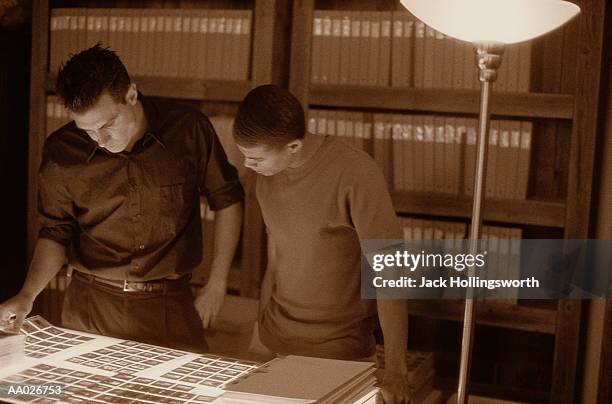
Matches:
[0,0,610,403]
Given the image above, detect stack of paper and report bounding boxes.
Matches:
[220,355,379,403]
[0,331,25,366]
[376,346,435,403]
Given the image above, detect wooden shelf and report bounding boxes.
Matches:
[46,73,251,102]
[309,85,574,119]
[391,191,566,228]
[407,300,556,334]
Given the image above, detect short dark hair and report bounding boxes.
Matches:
[56,44,131,113]
[233,85,305,148]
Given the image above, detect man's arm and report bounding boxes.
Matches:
[258,234,276,320]
[0,238,67,331]
[377,299,410,404]
[194,201,243,328]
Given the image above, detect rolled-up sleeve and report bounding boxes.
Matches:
[196,115,244,211]
[38,152,76,246]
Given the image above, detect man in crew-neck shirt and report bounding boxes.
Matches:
[233,85,410,403]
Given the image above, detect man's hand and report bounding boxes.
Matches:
[193,278,227,329]
[380,370,412,404]
[0,293,35,333]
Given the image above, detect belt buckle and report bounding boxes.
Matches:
[123,280,140,292]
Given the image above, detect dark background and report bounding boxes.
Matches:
[0,0,31,301]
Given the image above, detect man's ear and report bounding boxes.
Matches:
[125,83,138,105]
[287,139,303,154]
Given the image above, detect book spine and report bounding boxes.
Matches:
[339,13,351,85]
[378,12,392,87]
[311,11,323,84]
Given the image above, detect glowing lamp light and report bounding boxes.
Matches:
[399,0,580,44]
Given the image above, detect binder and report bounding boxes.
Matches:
[316,109,327,136]
[152,11,165,77]
[49,9,61,72]
[344,111,355,144]
[516,121,532,199]
[454,119,466,196]
[452,39,465,89]
[423,25,435,88]
[238,10,252,80]
[412,115,425,192]
[107,9,120,56]
[336,110,347,140]
[311,11,323,84]
[390,12,404,87]
[444,117,456,194]
[329,11,342,85]
[432,29,445,88]
[463,118,477,196]
[339,13,351,85]
[123,9,135,74]
[402,14,415,87]
[358,13,371,85]
[517,42,532,92]
[496,120,512,199]
[463,42,476,89]
[307,109,318,134]
[486,120,499,198]
[196,10,212,79]
[222,10,237,80]
[378,12,392,87]
[208,10,222,79]
[67,10,79,60]
[402,114,415,192]
[326,109,336,138]
[76,9,87,54]
[353,112,364,149]
[373,114,386,173]
[506,121,522,199]
[320,12,332,84]
[442,32,454,89]
[348,12,361,85]
[505,43,520,92]
[423,115,435,192]
[392,114,404,191]
[433,115,446,193]
[368,12,381,86]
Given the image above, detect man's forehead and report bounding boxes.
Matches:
[237,143,277,156]
[71,94,119,129]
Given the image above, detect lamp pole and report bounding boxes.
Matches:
[457,42,504,404]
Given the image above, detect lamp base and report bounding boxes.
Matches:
[474,42,505,83]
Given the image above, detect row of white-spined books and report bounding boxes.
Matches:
[307,109,532,200]
[50,8,252,80]
[221,355,379,403]
[399,217,523,302]
[311,10,531,91]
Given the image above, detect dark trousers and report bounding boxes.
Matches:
[61,274,208,353]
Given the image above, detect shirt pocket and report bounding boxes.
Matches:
[155,161,197,237]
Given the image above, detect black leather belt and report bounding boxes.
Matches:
[73,270,190,293]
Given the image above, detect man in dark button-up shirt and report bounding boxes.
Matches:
[0,45,243,352]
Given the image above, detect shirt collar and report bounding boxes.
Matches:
[84,92,165,163]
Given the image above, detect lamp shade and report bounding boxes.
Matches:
[399,0,580,44]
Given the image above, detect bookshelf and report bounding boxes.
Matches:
[27,0,289,303]
[289,0,605,402]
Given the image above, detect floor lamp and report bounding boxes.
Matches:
[398,1,580,402]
